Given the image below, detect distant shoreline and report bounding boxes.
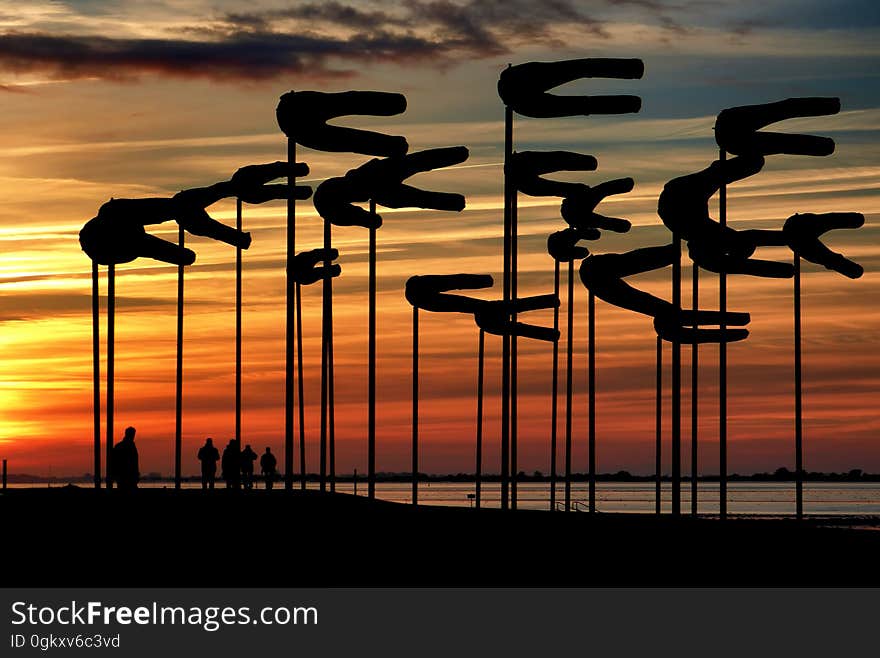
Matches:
[5,467,879,485]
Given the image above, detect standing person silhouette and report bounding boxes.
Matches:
[112,426,139,491]
[240,444,258,490]
[197,438,220,490]
[221,439,241,490]
[260,448,277,491]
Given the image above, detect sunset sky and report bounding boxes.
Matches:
[0,0,877,478]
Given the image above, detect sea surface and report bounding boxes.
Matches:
[9,481,880,515]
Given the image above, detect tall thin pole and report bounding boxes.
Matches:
[501,103,513,510]
[511,174,518,510]
[564,259,574,512]
[92,262,101,489]
[285,139,296,491]
[691,265,699,515]
[412,306,419,505]
[106,263,115,489]
[476,329,484,509]
[719,149,728,519]
[588,290,596,513]
[794,254,803,519]
[368,201,377,499]
[320,218,329,492]
[175,227,184,490]
[329,273,336,493]
[550,261,560,511]
[655,336,662,514]
[235,199,242,457]
[296,282,306,490]
[672,236,681,516]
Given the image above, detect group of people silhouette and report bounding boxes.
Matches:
[197,438,277,490]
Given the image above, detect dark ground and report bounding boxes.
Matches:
[3,487,879,586]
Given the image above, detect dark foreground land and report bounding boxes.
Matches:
[3,488,880,586]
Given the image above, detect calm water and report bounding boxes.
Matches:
[10,481,880,515]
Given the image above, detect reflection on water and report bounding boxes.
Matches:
[9,481,880,515]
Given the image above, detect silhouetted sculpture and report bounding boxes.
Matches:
[405,274,494,313]
[260,447,277,490]
[240,444,257,490]
[783,212,865,279]
[111,426,139,491]
[197,437,220,490]
[80,162,310,266]
[715,97,840,157]
[498,58,644,117]
[276,90,408,157]
[314,147,469,229]
[548,228,590,262]
[579,246,751,343]
[658,156,794,278]
[508,151,598,198]
[474,295,561,342]
[290,248,341,285]
[560,178,635,239]
[222,439,240,490]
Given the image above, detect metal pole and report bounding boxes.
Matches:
[550,260,560,511]
[368,202,378,499]
[320,218,329,492]
[588,290,596,513]
[794,254,803,519]
[719,148,728,519]
[511,173,518,510]
[296,282,306,490]
[691,264,699,515]
[672,236,681,516]
[412,306,419,505]
[564,259,574,512]
[92,262,101,489]
[235,198,242,457]
[476,329,484,509]
[175,227,184,490]
[328,223,336,493]
[655,336,662,514]
[2,459,7,491]
[106,263,115,489]
[501,103,512,510]
[285,139,296,490]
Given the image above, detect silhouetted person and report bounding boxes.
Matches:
[260,448,277,490]
[579,246,751,344]
[222,440,240,490]
[658,155,793,278]
[783,212,865,279]
[291,248,341,285]
[560,178,635,238]
[314,147,469,230]
[715,97,840,157]
[474,295,560,342]
[197,438,220,490]
[508,151,597,198]
[276,90,408,157]
[405,274,494,314]
[498,58,643,118]
[112,426,139,491]
[240,444,258,490]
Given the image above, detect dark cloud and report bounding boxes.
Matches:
[0,0,608,84]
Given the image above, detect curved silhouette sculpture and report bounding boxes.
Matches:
[579,246,751,344]
[498,58,644,118]
[561,178,635,238]
[291,248,342,285]
[715,97,840,157]
[784,212,865,279]
[406,273,494,505]
[548,228,590,262]
[508,151,597,198]
[658,156,793,278]
[277,90,408,157]
[314,147,469,229]
[474,295,560,342]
